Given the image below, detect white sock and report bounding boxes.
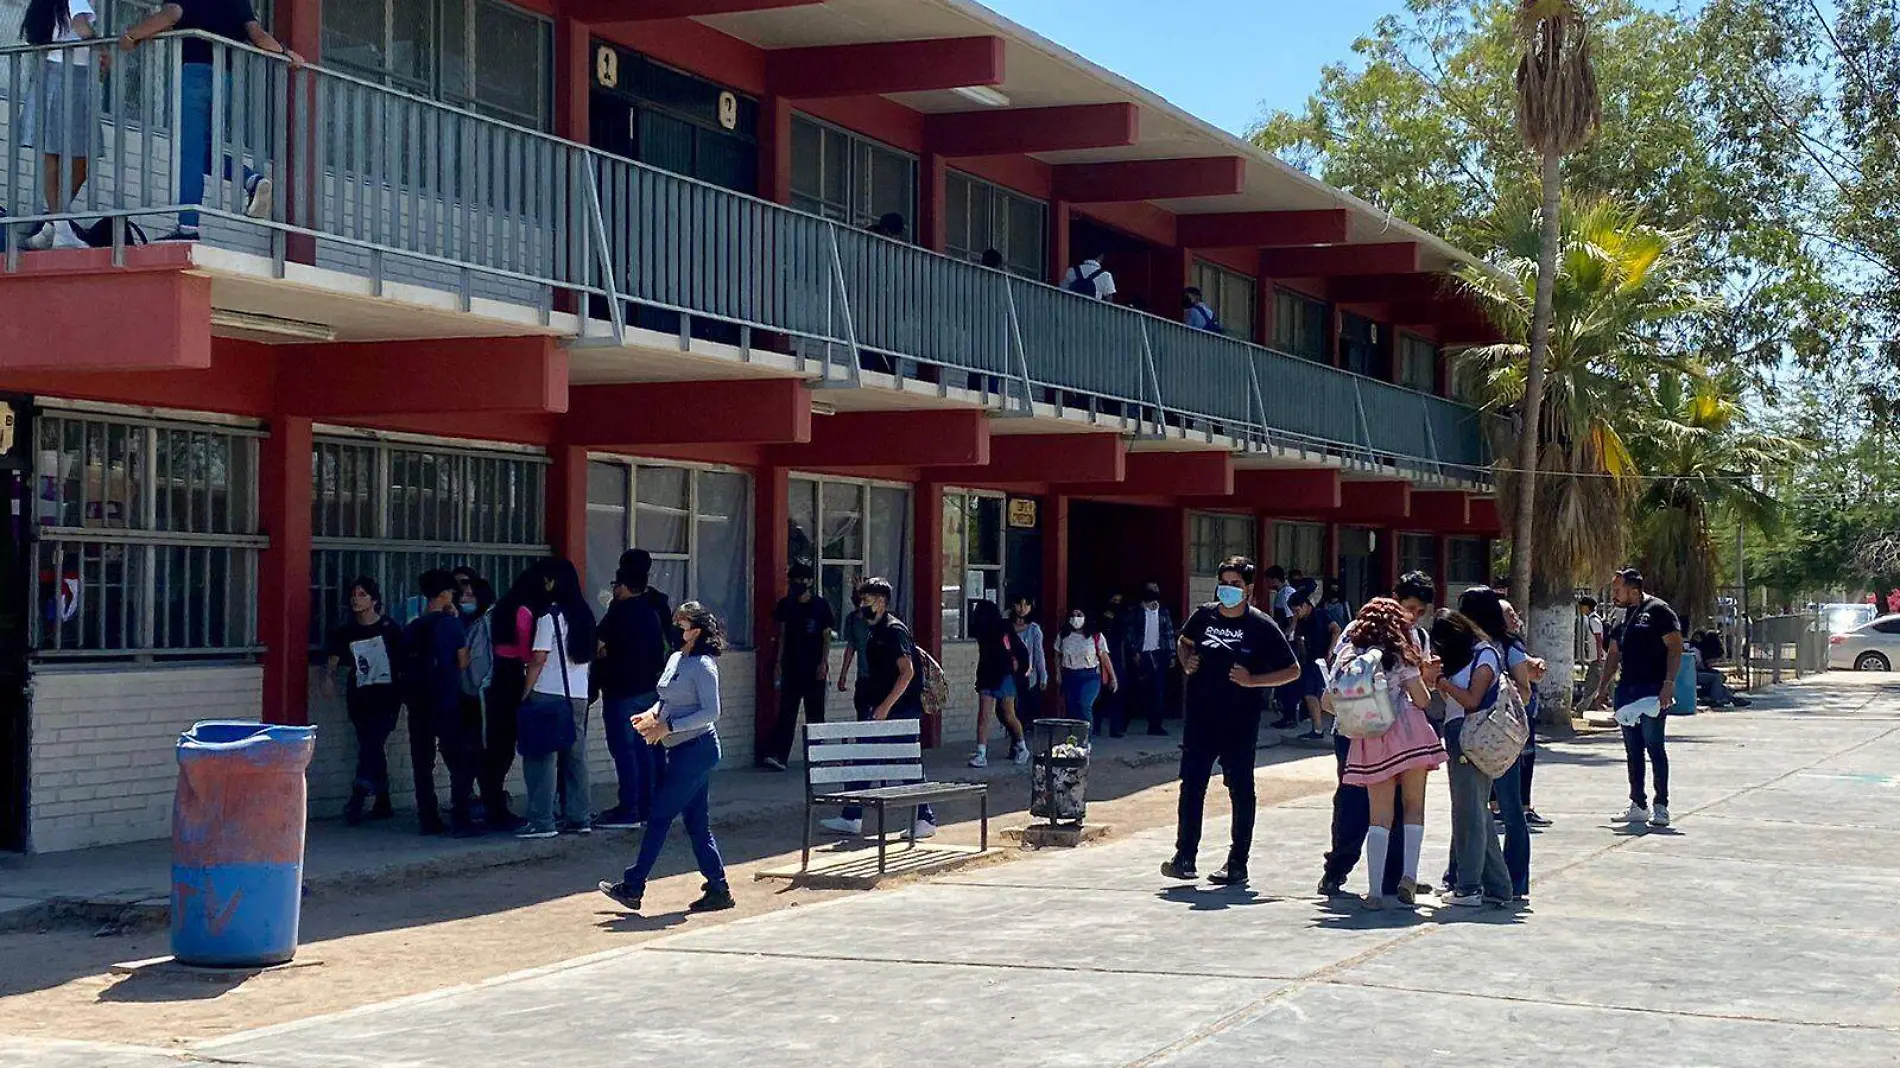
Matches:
[1403,823,1425,883]
[974,743,987,756]
[1365,826,1391,898]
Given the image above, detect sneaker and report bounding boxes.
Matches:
[594,808,644,831]
[1317,875,1348,897]
[1361,895,1386,911]
[967,749,989,769]
[1207,865,1248,886]
[515,826,559,840]
[1160,859,1198,880]
[819,816,862,835]
[688,887,736,913]
[22,222,53,251]
[1012,742,1031,765]
[342,787,368,826]
[597,880,642,911]
[912,820,938,839]
[565,822,593,836]
[244,175,273,218]
[1397,877,1420,907]
[761,756,787,772]
[50,221,87,249]
[1524,809,1553,828]
[1616,803,1652,824]
[1731,696,1753,707]
[1443,890,1485,908]
[1294,729,1327,743]
[157,226,201,242]
[1649,804,1672,828]
[486,814,528,834]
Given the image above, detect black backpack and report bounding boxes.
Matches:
[73,217,149,248]
[1066,263,1107,298]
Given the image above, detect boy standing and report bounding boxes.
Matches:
[404,569,472,835]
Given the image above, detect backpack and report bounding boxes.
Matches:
[1191,302,1224,334]
[915,646,951,721]
[460,612,494,698]
[1326,645,1397,739]
[72,217,149,248]
[1459,645,1530,778]
[1066,263,1106,298]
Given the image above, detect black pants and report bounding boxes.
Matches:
[1322,733,1405,894]
[769,673,827,764]
[346,686,402,796]
[481,658,525,810]
[1130,652,1168,733]
[1520,749,1537,808]
[409,695,476,824]
[1621,714,1669,807]
[1173,724,1258,870]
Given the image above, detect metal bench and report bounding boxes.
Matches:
[801,718,989,875]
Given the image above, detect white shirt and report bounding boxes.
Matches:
[46,0,96,65]
[1141,606,1161,652]
[1061,259,1117,302]
[1058,631,1108,671]
[1446,644,1502,724]
[531,610,592,699]
[1585,614,1605,661]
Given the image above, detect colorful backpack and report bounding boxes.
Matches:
[1327,646,1397,739]
[915,646,951,721]
[1459,645,1531,778]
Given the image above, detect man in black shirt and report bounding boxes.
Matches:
[765,563,835,771]
[820,577,935,838]
[594,552,671,830]
[1166,556,1300,886]
[1589,567,1684,828]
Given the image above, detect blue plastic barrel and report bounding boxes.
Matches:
[170,721,317,968]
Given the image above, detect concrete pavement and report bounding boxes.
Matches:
[5,673,1898,1067]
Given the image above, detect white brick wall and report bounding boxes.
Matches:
[937,640,982,748]
[27,664,263,853]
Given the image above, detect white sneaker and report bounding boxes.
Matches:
[1649,804,1671,828]
[1617,803,1652,823]
[1012,743,1030,765]
[22,223,53,251]
[819,816,862,835]
[50,221,87,249]
[967,750,989,769]
[244,176,274,219]
[912,820,938,839]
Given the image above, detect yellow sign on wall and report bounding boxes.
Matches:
[1007,497,1038,529]
[595,45,619,89]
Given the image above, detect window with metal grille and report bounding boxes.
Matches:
[588,459,753,647]
[308,434,548,644]
[1447,537,1490,588]
[31,410,263,657]
[788,475,910,627]
[320,0,553,130]
[1398,533,1439,579]
[1272,288,1329,362]
[1399,332,1439,394]
[944,170,1047,280]
[1191,260,1257,338]
[789,115,916,235]
[1272,521,1326,577]
[940,490,1003,640]
[1190,512,1257,576]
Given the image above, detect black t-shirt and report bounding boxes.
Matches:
[1294,611,1335,664]
[1613,595,1681,693]
[175,0,258,64]
[1181,604,1296,732]
[597,593,669,698]
[773,593,836,675]
[328,616,402,695]
[974,620,1022,690]
[862,612,921,709]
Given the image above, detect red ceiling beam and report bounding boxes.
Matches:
[766,36,1003,99]
[1466,496,1504,536]
[276,338,566,418]
[1239,468,1342,513]
[1366,300,1488,327]
[978,433,1126,484]
[1060,450,1234,498]
[1260,242,1421,279]
[1330,479,1412,523]
[1437,323,1506,346]
[558,0,821,21]
[1327,272,1457,303]
[1051,157,1247,204]
[1176,210,1349,249]
[0,251,209,371]
[565,378,809,447]
[1410,490,1470,530]
[770,409,990,468]
[926,103,1138,157]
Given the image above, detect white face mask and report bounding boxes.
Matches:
[1069,614,1086,629]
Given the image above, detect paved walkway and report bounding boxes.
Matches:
[5,674,1898,1067]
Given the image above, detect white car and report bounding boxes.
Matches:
[1828,614,1900,671]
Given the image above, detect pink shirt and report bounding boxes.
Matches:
[492,606,535,661]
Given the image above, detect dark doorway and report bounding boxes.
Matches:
[1067,216,1157,312]
[1338,526,1379,613]
[0,398,31,850]
[1003,496,1043,610]
[1340,312,1385,378]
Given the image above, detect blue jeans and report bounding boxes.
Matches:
[519,696,590,832]
[622,732,727,894]
[843,695,934,825]
[1445,719,1512,899]
[1062,668,1102,724]
[178,63,262,228]
[604,692,659,819]
[1494,754,1531,896]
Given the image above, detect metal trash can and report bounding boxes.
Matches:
[171,721,317,968]
[1029,718,1091,825]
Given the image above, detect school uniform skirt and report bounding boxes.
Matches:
[1342,701,1447,786]
[19,58,98,157]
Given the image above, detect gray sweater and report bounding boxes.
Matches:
[656,651,720,747]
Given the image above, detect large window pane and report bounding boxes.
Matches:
[821,481,863,560]
[970,495,1002,566]
[868,485,910,614]
[472,0,547,126]
[788,477,818,569]
[694,472,750,645]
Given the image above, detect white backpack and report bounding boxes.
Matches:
[1326,646,1397,739]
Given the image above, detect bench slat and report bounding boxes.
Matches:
[805,720,921,741]
[815,782,988,804]
[807,763,926,785]
[807,742,922,764]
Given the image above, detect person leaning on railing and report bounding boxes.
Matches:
[117,0,302,241]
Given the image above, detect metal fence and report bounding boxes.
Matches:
[1,33,1495,472]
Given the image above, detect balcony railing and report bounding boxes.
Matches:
[0,34,1493,476]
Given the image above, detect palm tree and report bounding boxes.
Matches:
[1456,196,1703,722]
[1632,372,1794,628]
[1508,0,1602,620]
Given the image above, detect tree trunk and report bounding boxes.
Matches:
[1510,150,1563,616]
[1528,597,1576,730]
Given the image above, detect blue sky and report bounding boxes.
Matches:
[981,0,1397,136]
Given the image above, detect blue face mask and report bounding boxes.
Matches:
[1216,585,1247,609]
[458,602,477,615]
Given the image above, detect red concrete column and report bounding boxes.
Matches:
[754,465,789,756]
[914,480,944,747]
[279,0,320,265]
[555,18,590,143]
[1322,522,1340,579]
[758,95,794,204]
[1254,512,1274,609]
[1434,532,1450,599]
[918,151,948,252]
[1379,527,1400,594]
[259,416,313,726]
[1328,305,1344,369]
[1042,494,1070,621]
[1161,505,1189,620]
[1049,200,1072,284]
[1256,271,1276,348]
[546,444,587,566]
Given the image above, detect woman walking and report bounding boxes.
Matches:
[324,577,402,825]
[1457,587,1541,902]
[1329,598,1445,909]
[1055,607,1118,729]
[1011,596,1048,727]
[1430,608,1514,907]
[969,598,1028,768]
[514,559,597,840]
[598,601,734,914]
[17,0,99,250]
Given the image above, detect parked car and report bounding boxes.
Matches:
[1822,602,1877,636]
[1828,615,1900,671]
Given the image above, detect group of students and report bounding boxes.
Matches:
[325,550,739,915]
[1159,558,1685,909]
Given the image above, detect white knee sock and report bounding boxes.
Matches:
[1365,826,1391,898]
[1403,823,1425,883]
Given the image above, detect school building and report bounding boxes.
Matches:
[0,0,1501,853]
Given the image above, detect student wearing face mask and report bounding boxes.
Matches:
[455,576,496,822]
[1118,581,1177,737]
[1055,606,1118,728]
[765,563,835,771]
[821,578,938,839]
[1166,557,1301,886]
